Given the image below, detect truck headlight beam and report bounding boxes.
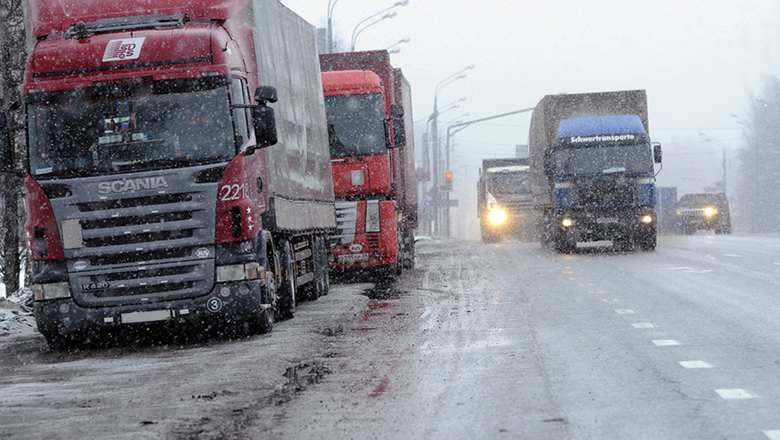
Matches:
[487,208,508,227]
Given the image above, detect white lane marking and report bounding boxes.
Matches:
[665,266,714,274]
[764,430,780,440]
[774,263,780,266]
[715,389,753,399]
[679,360,713,369]
[589,289,605,294]
[632,323,655,328]
[601,298,618,303]
[723,254,741,257]
[615,309,635,314]
[652,339,681,346]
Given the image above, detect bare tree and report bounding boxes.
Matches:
[0,0,27,295]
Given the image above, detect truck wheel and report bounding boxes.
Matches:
[481,227,500,243]
[683,224,696,235]
[638,229,657,251]
[554,234,575,253]
[299,236,321,301]
[613,236,635,252]
[276,240,296,321]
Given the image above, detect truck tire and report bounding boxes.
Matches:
[481,226,501,243]
[637,229,657,251]
[299,236,321,301]
[276,240,296,321]
[553,232,576,253]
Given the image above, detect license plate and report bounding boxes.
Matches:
[337,253,369,263]
[121,310,172,324]
[596,217,618,224]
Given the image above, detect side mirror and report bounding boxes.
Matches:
[252,105,277,150]
[390,103,404,118]
[653,142,662,164]
[392,118,406,148]
[254,86,278,104]
[543,151,553,175]
[251,86,278,151]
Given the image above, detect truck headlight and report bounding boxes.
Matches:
[704,207,717,217]
[561,218,574,228]
[642,215,654,223]
[32,282,71,301]
[487,208,508,226]
[217,262,260,282]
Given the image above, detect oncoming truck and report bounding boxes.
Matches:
[19,0,336,347]
[477,158,536,242]
[319,51,417,278]
[528,90,662,252]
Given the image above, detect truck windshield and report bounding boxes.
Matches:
[324,93,386,158]
[27,84,235,178]
[554,144,653,176]
[487,172,533,195]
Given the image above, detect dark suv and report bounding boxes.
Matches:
[676,192,731,234]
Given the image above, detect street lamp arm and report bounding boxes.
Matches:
[351,12,396,51]
[447,106,537,133]
[350,1,407,50]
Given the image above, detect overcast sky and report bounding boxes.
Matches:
[282,0,779,236]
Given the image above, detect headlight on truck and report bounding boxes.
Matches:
[487,208,508,226]
[32,282,71,301]
[217,262,260,282]
[704,207,717,217]
[561,218,574,228]
[642,215,654,223]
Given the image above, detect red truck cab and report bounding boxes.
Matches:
[320,51,417,278]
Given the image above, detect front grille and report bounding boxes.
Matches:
[335,201,358,244]
[578,183,635,208]
[367,234,380,249]
[43,167,222,307]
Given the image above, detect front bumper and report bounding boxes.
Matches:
[34,279,265,340]
[556,207,656,242]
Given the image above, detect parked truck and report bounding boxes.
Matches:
[528,90,662,252]
[19,0,336,348]
[319,51,417,278]
[477,158,536,243]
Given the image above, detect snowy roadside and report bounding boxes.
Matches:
[0,289,36,341]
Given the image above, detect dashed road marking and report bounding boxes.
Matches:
[723,254,741,257]
[715,389,752,399]
[679,361,712,369]
[764,430,780,440]
[615,309,635,314]
[652,339,681,346]
[631,323,655,328]
[601,298,618,303]
[665,266,714,274]
[589,290,605,294]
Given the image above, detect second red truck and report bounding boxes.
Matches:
[320,51,417,278]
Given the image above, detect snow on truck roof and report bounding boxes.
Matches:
[487,165,530,173]
[557,115,646,138]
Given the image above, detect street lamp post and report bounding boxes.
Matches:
[698,132,727,194]
[350,1,408,52]
[430,65,474,235]
[326,0,340,53]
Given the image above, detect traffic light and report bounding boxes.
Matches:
[443,170,453,191]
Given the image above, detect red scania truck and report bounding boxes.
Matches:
[319,51,417,278]
[19,0,336,347]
